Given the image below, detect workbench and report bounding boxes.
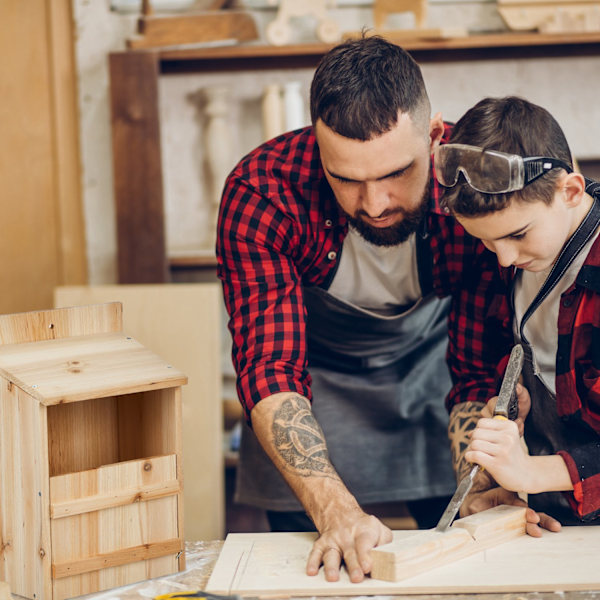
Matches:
[74,539,600,600]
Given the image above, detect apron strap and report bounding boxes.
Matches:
[416,216,434,297]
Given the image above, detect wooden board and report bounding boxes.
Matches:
[128,11,258,49]
[54,284,223,542]
[206,527,600,595]
[0,0,86,316]
[0,332,187,405]
[371,505,526,581]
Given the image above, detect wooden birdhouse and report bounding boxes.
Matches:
[0,303,187,600]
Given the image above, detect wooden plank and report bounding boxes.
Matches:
[0,384,52,599]
[50,455,180,584]
[0,0,59,314]
[52,555,177,600]
[50,479,181,518]
[128,11,258,49]
[371,505,526,582]
[0,303,122,345]
[47,0,88,286]
[52,538,182,578]
[0,332,187,405]
[205,526,600,595]
[54,284,223,541]
[109,51,168,284]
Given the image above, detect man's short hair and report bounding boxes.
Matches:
[442,96,573,217]
[310,35,430,141]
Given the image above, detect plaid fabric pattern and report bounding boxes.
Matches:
[495,184,600,521]
[217,125,509,423]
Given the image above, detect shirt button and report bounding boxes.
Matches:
[562,297,573,308]
[327,251,337,260]
[325,219,333,228]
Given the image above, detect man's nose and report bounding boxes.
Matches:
[361,182,390,218]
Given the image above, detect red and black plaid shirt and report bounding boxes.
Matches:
[492,182,600,521]
[217,125,508,423]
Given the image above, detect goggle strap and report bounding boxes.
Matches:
[524,160,547,185]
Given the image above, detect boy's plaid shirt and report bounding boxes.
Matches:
[493,182,600,522]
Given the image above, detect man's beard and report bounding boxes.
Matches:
[344,182,430,247]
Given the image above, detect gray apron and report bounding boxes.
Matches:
[521,343,599,525]
[235,280,456,511]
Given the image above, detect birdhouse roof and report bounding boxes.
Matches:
[0,332,187,405]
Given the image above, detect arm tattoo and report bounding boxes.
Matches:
[271,394,338,479]
[448,401,487,482]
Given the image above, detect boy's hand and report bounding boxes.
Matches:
[482,383,531,435]
[460,486,561,536]
[466,417,531,491]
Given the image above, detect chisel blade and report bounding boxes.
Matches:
[434,464,480,532]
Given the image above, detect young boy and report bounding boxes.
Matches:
[436,96,600,528]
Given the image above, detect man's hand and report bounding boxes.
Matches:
[460,486,561,537]
[306,509,392,583]
[250,393,391,583]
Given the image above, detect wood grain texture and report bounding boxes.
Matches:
[206,526,600,595]
[0,332,187,405]
[371,505,526,581]
[129,11,259,48]
[109,51,168,284]
[0,384,52,599]
[0,303,122,345]
[0,0,84,314]
[0,581,10,600]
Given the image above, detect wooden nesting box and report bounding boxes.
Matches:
[0,303,187,600]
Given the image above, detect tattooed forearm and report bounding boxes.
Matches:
[448,401,495,487]
[271,394,338,479]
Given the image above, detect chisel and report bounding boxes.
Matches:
[435,343,524,532]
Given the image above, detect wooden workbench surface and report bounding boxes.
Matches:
[47,538,600,600]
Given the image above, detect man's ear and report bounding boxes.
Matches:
[563,172,586,207]
[429,111,444,151]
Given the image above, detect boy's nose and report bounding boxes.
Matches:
[494,243,519,268]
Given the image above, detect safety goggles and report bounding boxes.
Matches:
[434,143,573,194]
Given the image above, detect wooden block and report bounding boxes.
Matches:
[0,581,10,600]
[371,505,526,582]
[370,528,475,582]
[127,11,258,49]
[452,503,527,546]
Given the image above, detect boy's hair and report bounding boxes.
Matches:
[442,96,573,217]
[310,35,430,141]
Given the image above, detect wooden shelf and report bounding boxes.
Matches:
[146,32,600,72]
[156,31,600,59]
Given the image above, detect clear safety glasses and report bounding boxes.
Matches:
[434,143,573,194]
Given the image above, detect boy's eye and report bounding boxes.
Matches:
[510,232,527,240]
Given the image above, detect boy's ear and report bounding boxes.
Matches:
[563,172,586,207]
[429,112,444,150]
